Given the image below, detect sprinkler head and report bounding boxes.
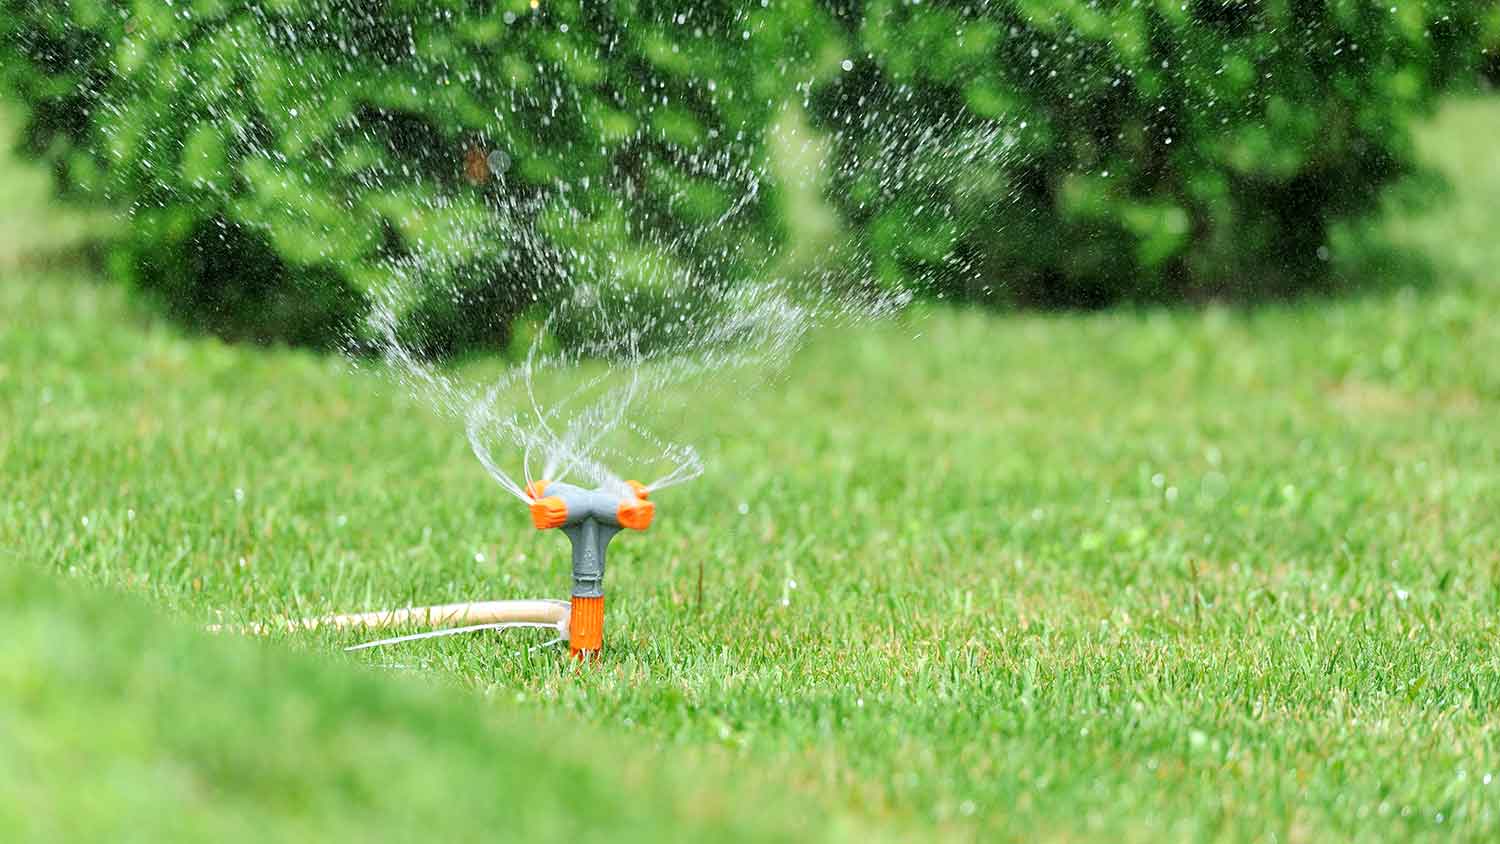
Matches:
[617,497,655,530]
[527,480,654,659]
[529,495,568,529]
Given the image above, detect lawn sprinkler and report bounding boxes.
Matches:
[221,479,655,662]
[524,479,655,659]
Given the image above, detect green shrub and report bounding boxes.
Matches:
[813,0,1486,307]
[1482,5,1500,85]
[1,0,840,352]
[4,1,1487,339]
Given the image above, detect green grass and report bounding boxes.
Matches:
[4,98,1500,842]
[0,562,852,842]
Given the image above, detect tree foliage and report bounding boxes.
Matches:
[812,0,1487,307]
[1,1,1488,348]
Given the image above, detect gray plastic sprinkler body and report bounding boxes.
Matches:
[526,479,654,658]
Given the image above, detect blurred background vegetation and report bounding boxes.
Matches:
[1,0,1494,353]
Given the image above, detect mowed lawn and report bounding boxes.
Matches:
[4,98,1500,842]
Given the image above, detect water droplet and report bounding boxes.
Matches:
[487,149,510,175]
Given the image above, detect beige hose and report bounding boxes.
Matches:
[211,598,570,638]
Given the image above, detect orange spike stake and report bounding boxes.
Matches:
[569,595,604,660]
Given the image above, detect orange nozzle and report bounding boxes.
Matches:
[626,479,650,500]
[524,479,550,500]
[617,497,654,531]
[569,595,604,659]
[530,496,568,530]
